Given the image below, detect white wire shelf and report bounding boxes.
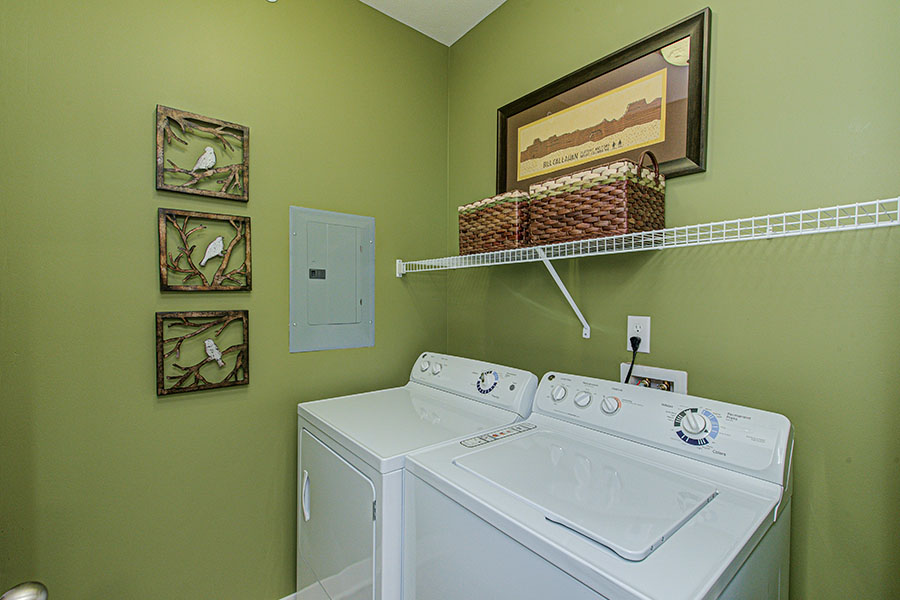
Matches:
[397,198,900,277]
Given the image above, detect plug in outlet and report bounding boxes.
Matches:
[627,316,650,353]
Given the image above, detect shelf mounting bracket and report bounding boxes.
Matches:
[535,248,590,339]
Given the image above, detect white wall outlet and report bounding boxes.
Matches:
[627,315,650,353]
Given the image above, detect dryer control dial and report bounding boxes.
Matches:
[476,370,499,394]
[600,395,621,415]
[551,385,568,402]
[573,391,592,408]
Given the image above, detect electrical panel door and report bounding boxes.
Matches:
[289,206,374,352]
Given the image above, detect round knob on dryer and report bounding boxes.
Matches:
[681,411,708,435]
[551,385,568,402]
[420,360,430,372]
[573,391,593,408]
[431,363,442,375]
[600,396,621,415]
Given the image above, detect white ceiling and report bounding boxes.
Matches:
[358,0,507,46]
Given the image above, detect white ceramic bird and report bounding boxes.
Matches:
[199,236,225,266]
[191,146,217,172]
[204,339,225,367]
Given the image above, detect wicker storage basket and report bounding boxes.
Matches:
[528,151,665,245]
[458,191,530,255]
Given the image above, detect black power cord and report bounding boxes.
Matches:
[623,336,642,384]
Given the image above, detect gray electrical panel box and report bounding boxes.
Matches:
[289,206,375,352]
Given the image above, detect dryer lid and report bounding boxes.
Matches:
[453,430,718,561]
[300,384,520,472]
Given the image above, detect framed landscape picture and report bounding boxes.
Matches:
[497,8,710,192]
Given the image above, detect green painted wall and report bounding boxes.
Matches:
[446,1,900,598]
[3,0,899,598]
[0,1,447,598]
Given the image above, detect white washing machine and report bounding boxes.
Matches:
[403,371,793,600]
[296,352,537,600]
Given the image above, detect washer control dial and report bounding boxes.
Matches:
[550,385,568,402]
[573,391,592,408]
[600,395,621,415]
[674,408,719,446]
[420,360,430,372]
[681,411,707,435]
[431,362,442,375]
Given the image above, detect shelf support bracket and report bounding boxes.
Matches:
[536,248,590,339]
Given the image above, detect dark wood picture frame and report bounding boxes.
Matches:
[497,8,710,193]
[156,310,249,396]
[156,105,250,201]
[158,208,251,292]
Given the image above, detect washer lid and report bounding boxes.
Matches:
[453,430,718,561]
[299,383,520,473]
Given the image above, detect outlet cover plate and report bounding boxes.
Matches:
[627,315,650,353]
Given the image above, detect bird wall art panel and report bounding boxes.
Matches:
[158,208,251,291]
[156,310,249,395]
[156,105,250,201]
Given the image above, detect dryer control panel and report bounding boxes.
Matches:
[534,372,793,488]
[410,353,538,418]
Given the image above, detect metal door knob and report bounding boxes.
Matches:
[2,582,48,600]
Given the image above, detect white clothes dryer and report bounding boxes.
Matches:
[296,352,537,600]
[403,371,793,600]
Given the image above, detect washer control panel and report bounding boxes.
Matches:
[410,353,539,417]
[534,372,793,487]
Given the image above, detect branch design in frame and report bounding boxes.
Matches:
[158,208,251,292]
[156,105,250,201]
[156,310,249,396]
